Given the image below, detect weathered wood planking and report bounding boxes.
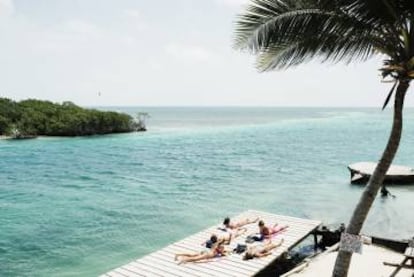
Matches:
[101,210,321,277]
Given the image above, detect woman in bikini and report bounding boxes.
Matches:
[203,228,247,248]
[223,216,259,230]
[243,238,284,260]
[258,220,289,240]
[175,242,228,264]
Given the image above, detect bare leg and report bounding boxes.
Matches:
[271,225,289,235]
[280,225,289,231]
[236,217,260,228]
[223,234,232,244]
[179,252,215,264]
[264,238,284,252]
[175,253,199,260]
[224,227,247,244]
[236,219,249,228]
[235,227,247,237]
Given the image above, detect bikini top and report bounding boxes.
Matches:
[214,246,224,255]
[261,227,270,236]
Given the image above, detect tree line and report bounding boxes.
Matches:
[0,98,137,136]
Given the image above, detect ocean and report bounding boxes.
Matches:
[1,107,414,276]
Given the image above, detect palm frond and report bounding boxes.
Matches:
[255,33,379,71]
[234,0,414,70]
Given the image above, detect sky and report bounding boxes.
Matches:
[0,0,412,107]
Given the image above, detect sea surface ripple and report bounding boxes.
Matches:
[1,107,414,276]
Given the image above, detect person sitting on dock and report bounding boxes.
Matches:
[175,242,229,264]
[223,216,259,230]
[203,228,247,248]
[243,239,284,260]
[258,220,289,240]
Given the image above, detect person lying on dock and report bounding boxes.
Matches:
[243,238,284,260]
[258,220,289,240]
[223,216,259,230]
[175,242,229,265]
[203,228,247,248]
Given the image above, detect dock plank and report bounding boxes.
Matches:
[127,261,171,277]
[143,253,206,277]
[106,270,128,277]
[114,267,143,277]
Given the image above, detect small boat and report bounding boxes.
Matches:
[348,162,414,184]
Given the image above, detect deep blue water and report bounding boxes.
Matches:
[1,107,414,276]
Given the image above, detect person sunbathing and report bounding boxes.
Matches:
[258,220,289,240]
[243,238,284,260]
[223,216,259,230]
[175,242,228,264]
[202,228,247,248]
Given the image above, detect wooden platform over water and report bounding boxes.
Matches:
[348,162,414,184]
[101,210,321,277]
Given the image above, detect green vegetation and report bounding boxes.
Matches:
[0,98,136,136]
[235,0,414,276]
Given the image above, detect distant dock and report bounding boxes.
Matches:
[101,210,321,277]
[348,162,414,184]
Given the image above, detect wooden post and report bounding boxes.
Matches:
[313,231,318,252]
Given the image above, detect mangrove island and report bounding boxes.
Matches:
[0,98,141,137]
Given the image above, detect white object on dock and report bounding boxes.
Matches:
[101,210,321,277]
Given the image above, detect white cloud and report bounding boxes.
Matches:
[26,19,103,54]
[123,9,147,31]
[0,0,14,17]
[124,9,140,19]
[121,35,137,46]
[63,19,101,36]
[165,43,218,63]
[148,61,163,71]
[214,0,249,7]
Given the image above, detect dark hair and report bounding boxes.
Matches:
[206,234,218,249]
[258,220,265,227]
[210,235,218,243]
[223,217,230,225]
[243,252,254,260]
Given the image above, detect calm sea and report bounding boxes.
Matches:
[1,107,414,276]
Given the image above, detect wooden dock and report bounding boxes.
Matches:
[101,210,321,277]
[348,162,414,184]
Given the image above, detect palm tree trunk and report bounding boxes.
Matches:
[332,80,409,277]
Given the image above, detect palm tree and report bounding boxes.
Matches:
[234,0,414,276]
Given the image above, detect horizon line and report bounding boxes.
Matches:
[88,105,414,108]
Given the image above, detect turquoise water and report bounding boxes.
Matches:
[1,107,414,276]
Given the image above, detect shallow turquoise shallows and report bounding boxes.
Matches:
[1,107,414,277]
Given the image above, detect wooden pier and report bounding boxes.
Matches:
[101,210,321,277]
[348,162,414,184]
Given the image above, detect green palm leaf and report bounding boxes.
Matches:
[234,0,414,71]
